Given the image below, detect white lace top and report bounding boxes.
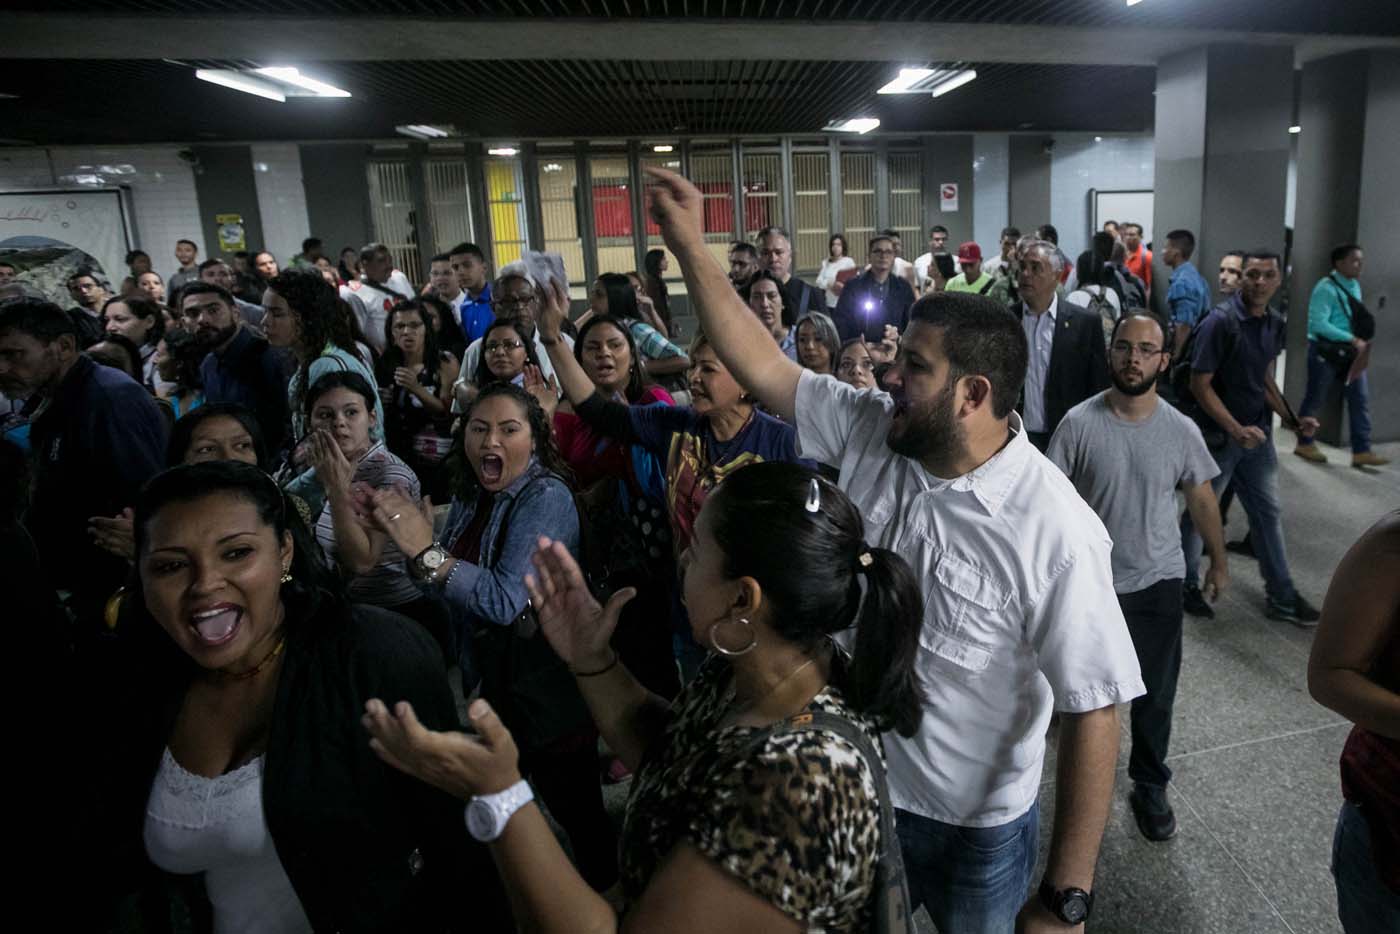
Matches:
[144,749,312,934]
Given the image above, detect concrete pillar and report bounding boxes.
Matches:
[1151,45,1293,317]
[1008,135,1051,236]
[1289,49,1400,445]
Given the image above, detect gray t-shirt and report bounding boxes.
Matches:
[1048,391,1219,594]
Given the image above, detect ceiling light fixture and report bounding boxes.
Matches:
[195,69,286,102]
[254,66,351,98]
[928,69,978,98]
[1127,0,1145,6]
[1289,125,1302,134]
[488,146,520,156]
[652,144,674,153]
[823,118,880,134]
[396,124,450,140]
[878,67,936,95]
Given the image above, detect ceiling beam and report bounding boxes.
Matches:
[6,16,1397,66]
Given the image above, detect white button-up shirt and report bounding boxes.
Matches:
[450,326,574,414]
[795,369,1144,827]
[345,270,416,355]
[1020,294,1059,433]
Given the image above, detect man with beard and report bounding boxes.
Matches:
[1048,312,1227,843]
[727,241,760,296]
[644,166,1143,934]
[188,282,291,454]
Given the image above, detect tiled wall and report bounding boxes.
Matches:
[252,143,312,266]
[1048,134,1156,262]
[0,145,203,282]
[972,133,1010,250]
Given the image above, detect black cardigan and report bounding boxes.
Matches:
[108,596,511,932]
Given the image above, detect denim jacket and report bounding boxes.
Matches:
[439,458,579,631]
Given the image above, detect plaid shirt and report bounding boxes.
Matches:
[626,318,685,360]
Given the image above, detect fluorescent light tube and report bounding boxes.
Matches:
[396,125,449,140]
[488,147,520,156]
[878,68,936,95]
[195,69,285,102]
[1289,125,1301,134]
[255,66,351,98]
[652,145,674,153]
[929,70,977,98]
[823,118,880,134]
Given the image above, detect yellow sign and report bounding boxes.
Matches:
[215,213,246,252]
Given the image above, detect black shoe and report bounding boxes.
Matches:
[1265,594,1321,627]
[1129,783,1178,842]
[1225,535,1255,559]
[1183,584,1215,619]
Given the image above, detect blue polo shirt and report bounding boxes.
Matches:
[1190,294,1286,431]
[1167,260,1213,327]
[457,283,494,344]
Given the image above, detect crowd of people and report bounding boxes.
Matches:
[0,168,1393,934]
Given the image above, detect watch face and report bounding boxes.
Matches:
[1061,895,1088,925]
[465,799,499,841]
[423,547,446,569]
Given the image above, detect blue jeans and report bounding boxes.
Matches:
[1299,340,1372,453]
[1181,435,1296,604]
[896,802,1039,933]
[1332,801,1400,932]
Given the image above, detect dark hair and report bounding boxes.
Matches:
[268,269,360,403]
[1036,224,1059,245]
[125,249,150,265]
[176,238,198,251]
[0,261,15,272]
[909,292,1027,418]
[595,272,641,320]
[0,298,78,343]
[430,252,452,265]
[1224,249,1246,260]
[473,318,541,388]
[419,294,465,353]
[868,234,895,252]
[301,237,323,253]
[748,269,796,328]
[130,461,342,635]
[644,249,666,279]
[334,297,377,366]
[177,281,234,310]
[252,251,277,269]
[642,251,671,326]
[337,247,360,282]
[1243,249,1282,268]
[729,241,757,258]
[707,463,924,737]
[166,401,268,469]
[930,225,949,236]
[305,369,378,424]
[448,382,574,497]
[1103,218,1118,227]
[1108,310,1168,349]
[1330,243,1362,266]
[158,328,205,394]
[1075,232,1119,291]
[379,299,444,379]
[102,294,166,346]
[1123,222,1143,236]
[197,258,228,273]
[1000,226,1021,240]
[795,312,842,371]
[1165,229,1196,260]
[576,314,649,402]
[449,242,486,263]
[88,333,143,380]
[828,234,848,256]
[67,266,102,287]
[137,269,164,284]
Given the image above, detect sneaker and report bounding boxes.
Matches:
[1265,594,1321,627]
[1129,783,1178,842]
[1294,443,1328,464]
[1183,583,1215,620]
[1225,534,1256,559]
[1352,452,1391,468]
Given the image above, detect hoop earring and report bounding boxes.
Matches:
[708,618,757,656]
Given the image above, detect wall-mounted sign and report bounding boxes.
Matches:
[940,182,960,212]
[0,188,133,307]
[216,213,246,252]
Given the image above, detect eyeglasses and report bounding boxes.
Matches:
[484,339,524,354]
[837,358,875,374]
[492,295,535,310]
[1111,342,1165,359]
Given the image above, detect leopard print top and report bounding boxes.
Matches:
[620,653,883,931]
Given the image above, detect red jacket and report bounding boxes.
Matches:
[1125,244,1153,292]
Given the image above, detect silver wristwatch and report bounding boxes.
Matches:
[464,779,534,842]
[412,542,450,583]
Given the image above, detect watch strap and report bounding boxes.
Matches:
[1039,880,1094,923]
[469,779,534,840]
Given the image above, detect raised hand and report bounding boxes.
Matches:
[522,363,559,418]
[539,279,570,342]
[642,166,705,253]
[367,485,434,557]
[362,697,522,801]
[89,507,136,561]
[523,536,635,672]
[308,429,355,494]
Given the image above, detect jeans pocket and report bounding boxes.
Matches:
[953,819,1025,858]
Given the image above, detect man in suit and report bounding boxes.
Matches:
[1016,240,1110,450]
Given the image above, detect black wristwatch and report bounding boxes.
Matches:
[1039,880,1094,925]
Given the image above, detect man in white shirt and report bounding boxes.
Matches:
[451,264,572,412]
[913,224,950,292]
[982,226,1021,277]
[345,242,414,354]
[429,252,466,320]
[645,166,1143,934]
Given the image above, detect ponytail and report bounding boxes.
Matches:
[844,547,925,738]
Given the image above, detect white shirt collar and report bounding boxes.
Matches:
[1023,292,1058,322]
[942,413,1030,516]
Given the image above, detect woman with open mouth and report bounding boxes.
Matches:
[305,370,453,661]
[534,279,813,680]
[110,461,509,932]
[366,381,620,894]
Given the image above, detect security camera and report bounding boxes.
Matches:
[176,149,204,174]
[1041,139,1055,156]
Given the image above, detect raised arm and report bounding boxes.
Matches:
[644,167,804,422]
[538,282,610,407]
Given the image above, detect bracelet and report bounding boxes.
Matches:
[572,653,619,678]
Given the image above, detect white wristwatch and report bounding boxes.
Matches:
[464,779,534,842]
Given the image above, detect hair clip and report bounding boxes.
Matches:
[858,552,874,568]
[805,477,821,514]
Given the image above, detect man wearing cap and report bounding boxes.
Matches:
[944,242,996,295]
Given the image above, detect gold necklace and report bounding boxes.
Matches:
[218,632,287,682]
[729,650,826,720]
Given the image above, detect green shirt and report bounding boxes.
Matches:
[945,271,994,295]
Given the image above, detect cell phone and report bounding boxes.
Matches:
[522,250,568,295]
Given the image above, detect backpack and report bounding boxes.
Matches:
[1169,308,1240,448]
[742,710,915,934]
[1075,286,1118,347]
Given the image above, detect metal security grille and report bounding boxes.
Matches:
[367,160,421,279]
[641,147,683,280]
[840,151,876,250]
[792,151,831,277]
[590,153,635,276]
[484,156,529,270]
[536,153,585,286]
[741,151,783,245]
[424,158,473,256]
[691,147,736,270]
[888,151,923,253]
